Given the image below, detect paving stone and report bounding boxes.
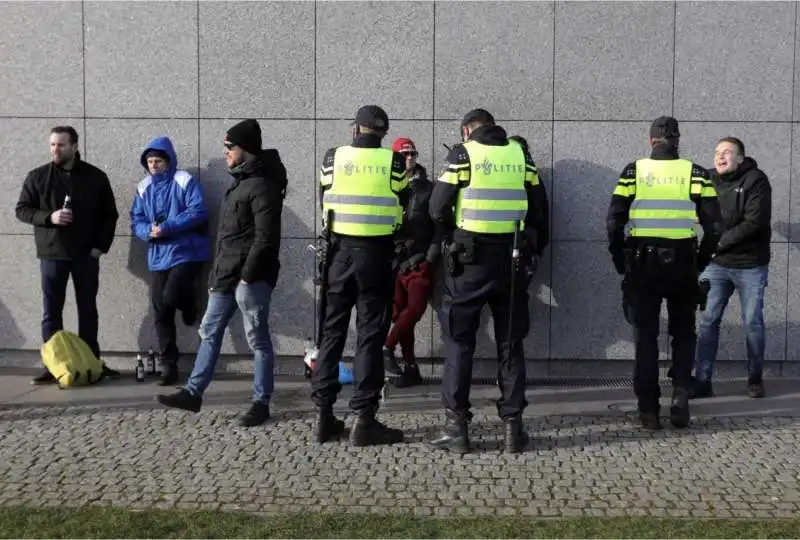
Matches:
[0,401,798,519]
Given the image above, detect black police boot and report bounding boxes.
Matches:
[688,377,713,399]
[314,406,345,443]
[349,406,404,447]
[637,403,662,430]
[382,347,402,376]
[503,416,529,454]
[670,388,691,428]
[427,411,470,454]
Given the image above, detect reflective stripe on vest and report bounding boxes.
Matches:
[322,146,400,236]
[455,141,528,234]
[629,158,696,239]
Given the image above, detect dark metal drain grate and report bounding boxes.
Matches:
[405,375,636,388]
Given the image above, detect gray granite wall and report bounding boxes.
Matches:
[0,1,797,362]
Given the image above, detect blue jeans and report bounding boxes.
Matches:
[185,281,275,403]
[695,262,768,383]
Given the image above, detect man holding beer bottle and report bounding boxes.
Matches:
[15,126,120,384]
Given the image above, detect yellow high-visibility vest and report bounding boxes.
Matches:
[629,158,697,239]
[455,141,527,234]
[322,146,404,236]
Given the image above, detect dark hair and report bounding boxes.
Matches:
[51,125,79,145]
[463,110,495,130]
[651,136,679,146]
[718,136,745,156]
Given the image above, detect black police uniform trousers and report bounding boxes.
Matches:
[623,241,697,413]
[311,236,394,412]
[439,235,529,421]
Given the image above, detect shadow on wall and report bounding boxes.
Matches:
[0,298,25,349]
[126,157,315,359]
[549,159,639,362]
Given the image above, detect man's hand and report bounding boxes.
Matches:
[90,248,102,259]
[149,225,162,238]
[240,279,249,284]
[50,209,72,226]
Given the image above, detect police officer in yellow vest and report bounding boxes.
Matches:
[311,105,410,446]
[428,109,549,454]
[607,116,721,430]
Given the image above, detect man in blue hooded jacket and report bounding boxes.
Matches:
[131,136,211,385]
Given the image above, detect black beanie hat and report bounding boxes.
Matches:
[226,119,262,155]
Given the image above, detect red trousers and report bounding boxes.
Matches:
[385,262,432,362]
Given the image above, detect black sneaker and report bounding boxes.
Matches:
[670,389,691,428]
[31,369,55,385]
[638,410,662,430]
[393,364,423,388]
[748,376,765,398]
[239,402,270,427]
[156,388,202,412]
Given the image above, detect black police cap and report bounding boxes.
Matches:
[353,105,389,131]
[650,116,680,138]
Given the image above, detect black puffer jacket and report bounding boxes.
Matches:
[209,149,287,292]
[712,157,771,269]
[15,156,119,260]
[397,164,440,262]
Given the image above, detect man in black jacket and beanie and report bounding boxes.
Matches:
[157,119,288,427]
[692,137,771,399]
[16,126,120,384]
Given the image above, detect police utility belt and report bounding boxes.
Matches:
[623,238,697,275]
[444,230,519,274]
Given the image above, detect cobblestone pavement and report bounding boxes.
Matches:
[0,374,799,518]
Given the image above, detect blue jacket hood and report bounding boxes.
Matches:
[141,136,178,180]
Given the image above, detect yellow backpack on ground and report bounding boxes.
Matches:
[41,330,105,389]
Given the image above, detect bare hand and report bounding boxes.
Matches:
[149,225,162,238]
[51,209,72,226]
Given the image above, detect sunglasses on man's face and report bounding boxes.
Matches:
[223,142,237,150]
[403,151,418,158]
